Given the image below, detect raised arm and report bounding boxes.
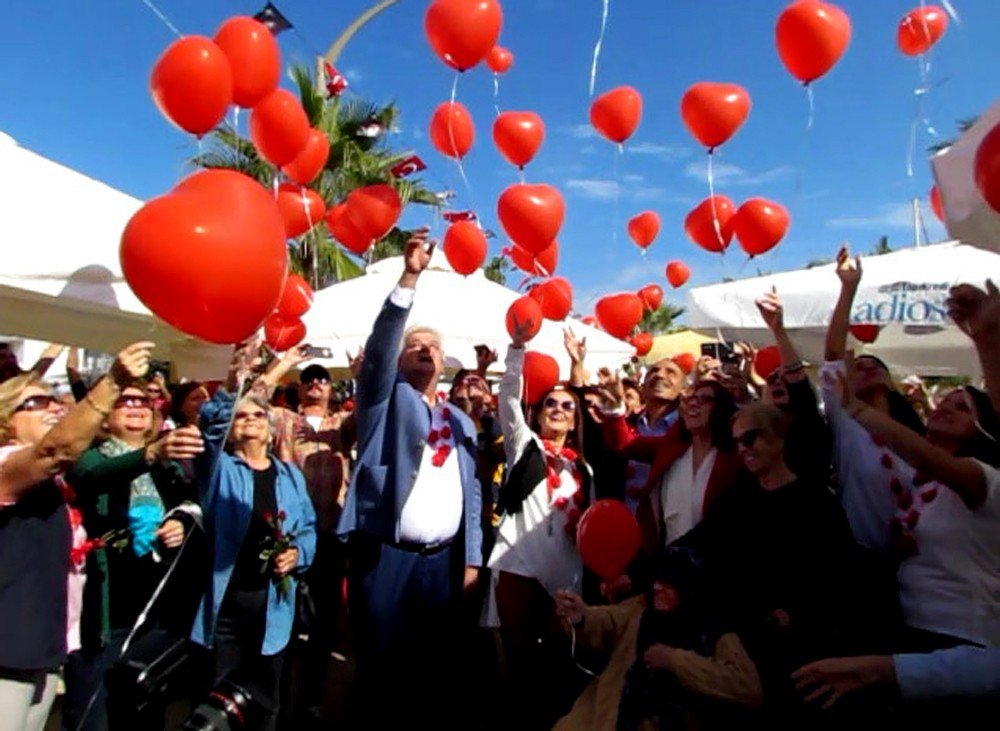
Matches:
[28,343,65,379]
[0,342,154,502]
[825,245,862,362]
[563,327,588,388]
[947,280,1000,417]
[498,345,534,466]
[756,288,807,383]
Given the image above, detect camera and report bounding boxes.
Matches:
[183,679,257,731]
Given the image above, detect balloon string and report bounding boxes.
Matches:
[805,83,815,132]
[795,85,813,198]
[589,0,610,96]
[907,52,940,178]
[941,0,961,25]
[140,0,183,37]
[493,74,501,117]
[447,73,474,200]
[518,168,526,185]
[612,144,621,248]
[706,151,724,251]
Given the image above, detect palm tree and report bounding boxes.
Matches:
[192,65,440,288]
[639,304,686,335]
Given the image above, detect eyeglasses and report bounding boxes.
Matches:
[234,410,268,421]
[14,394,58,413]
[113,396,151,410]
[734,428,764,448]
[543,396,576,412]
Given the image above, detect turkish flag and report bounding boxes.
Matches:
[390,155,427,178]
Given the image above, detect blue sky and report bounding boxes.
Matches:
[2,0,996,318]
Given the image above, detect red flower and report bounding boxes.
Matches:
[889,478,903,495]
[91,537,106,550]
[428,429,440,445]
[904,510,920,529]
[880,453,894,469]
[920,487,938,503]
[431,445,452,467]
[546,473,561,488]
[553,497,569,510]
[442,407,452,419]
[440,425,452,440]
[69,507,83,529]
[897,491,913,510]
[263,511,274,524]
[277,510,287,522]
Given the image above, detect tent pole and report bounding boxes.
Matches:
[912,197,923,248]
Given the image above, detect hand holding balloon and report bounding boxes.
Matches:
[401,228,434,288]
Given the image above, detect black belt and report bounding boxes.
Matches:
[387,537,454,555]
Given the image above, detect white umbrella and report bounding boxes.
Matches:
[684,242,1000,378]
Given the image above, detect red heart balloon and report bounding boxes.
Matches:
[529,277,573,321]
[213,16,279,108]
[497,184,565,255]
[929,185,944,223]
[680,82,751,150]
[250,88,310,166]
[523,351,560,404]
[576,499,641,581]
[276,184,326,239]
[850,324,881,344]
[666,261,691,289]
[753,346,782,380]
[325,203,372,255]
[508,241,559,276]
[486,45,513,74]
[493,111,545,169]
[685,195,736,253]
[776,0,852,84]
[595,293,644,339]
[443,221,488,275]
[630,332,654,357]
[975,121,1000,216]
[424,0,503,72]
[429,101,475,159]
[898,6,948,56]
[673,353,697,374]
[627,211,660,250]
[121,170,287,344]
[506,296,543,343]
[281,128,330,185]
[346,184,402,241]
[264,313,306,352]
[733,198,791,257]
[590,86,643,144]
[277,274,314,317]
[150,36,233,136]
[637,284,663,311]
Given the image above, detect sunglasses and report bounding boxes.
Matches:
[14,394,58,413]
[114,395,151,410]
[543,396,576,412]
[735,428,764,448]
[234,410,268,421]
[302,377,329,386]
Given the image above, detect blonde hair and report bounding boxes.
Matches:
[0,373,43,443]
[734,401,789,440]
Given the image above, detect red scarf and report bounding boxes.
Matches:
[542,439,586,536]
[872,434,938,559]
[428,405,455,467]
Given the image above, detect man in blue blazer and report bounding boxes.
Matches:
[337,228,484,725]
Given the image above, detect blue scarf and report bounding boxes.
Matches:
[98,438,164,556]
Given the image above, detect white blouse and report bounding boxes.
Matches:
[658,445,717,546]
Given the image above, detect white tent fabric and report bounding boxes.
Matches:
[685,242,1000,378]
[0,131,231,380]
[932,99,1000,254]
[301,254,634,379]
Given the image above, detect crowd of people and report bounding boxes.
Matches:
[1,232,998,731]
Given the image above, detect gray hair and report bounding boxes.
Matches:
[734,401,789,440]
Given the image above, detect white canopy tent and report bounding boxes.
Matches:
[684,242,1000,378]
[301,254,634,379]
[0,131,230,379]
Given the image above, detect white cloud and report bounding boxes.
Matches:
[632,187,698,205]
[628,142,691,161]
[566,178,621,200]
[826,202,916,230]
[623,173,645,183]
[683,161,794,186]
[569,124,597,139]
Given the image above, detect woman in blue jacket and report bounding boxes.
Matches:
[191,354,316,731]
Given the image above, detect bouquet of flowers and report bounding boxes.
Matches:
[259,510,298,598]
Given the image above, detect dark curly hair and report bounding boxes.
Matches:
[678,379,737,452]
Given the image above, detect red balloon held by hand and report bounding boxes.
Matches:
[630,332,653,357]
[627,211,660,250]
[486,45,513,74]
[282,129,330,185]
[430,102,475,159]
[776,0,852,84]
[497,184,565,255]
[576,499,641,581]
[346,184,402,241]
[277,274,314,318]
[666,261,691,289]
[638,284,663,311]
[590,86,643,144]
[850,324,881,344]
[685,195,736,253]
[493,112,545,169]
[753,346,782,380]
[898,6,948,56]
[443,221,488,275]
[733,198,790,257]
[680,83,751,151]
[264,313,306,352]
[508,241,559,276]
[121,169,287,344]
[250,89,311,166]
[529,277,573,321]
[424,0,503,72]
[595,293,644,339]
[150,36,233,136]
[506,296,543,343]
[276,184,326,239]
[523,351,560,403]
[213,16,280,108]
